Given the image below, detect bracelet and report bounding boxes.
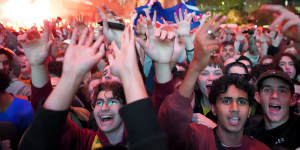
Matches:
[186,48,194,52]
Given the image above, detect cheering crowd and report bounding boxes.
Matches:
[0,3,300,150]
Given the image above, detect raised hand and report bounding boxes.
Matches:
[261,4,300,43]
[192,14,227,70]
[62,27,105,78]
[96,5,124,46]
[192,113,217,129]
[174,8,193,37]
[18,20,55,66]
[137,11,176,64]
[179,14,226,98]
[191,11,211,42]
[107,25,138,79]
[108,26,148,103]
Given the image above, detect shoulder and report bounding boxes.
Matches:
[242,135,270,150]
[13,97,31,105]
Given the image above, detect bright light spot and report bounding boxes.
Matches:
[285,0,288,6]
[221,1,225,5]
[1,0,55,29]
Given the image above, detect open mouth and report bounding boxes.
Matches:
[269,104,281,112]
[228,117,240,126]
[100,115,113,122]
[206,84,212,90]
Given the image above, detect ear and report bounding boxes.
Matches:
[211,104,217,116]
[248,106,252,118]
[255,91,261,104]
[290,94,297,106]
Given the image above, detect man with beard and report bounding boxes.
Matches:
[0,47,30,97]
[220,41,235,62]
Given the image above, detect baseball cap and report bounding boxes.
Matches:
[0,46,15,60]
[256,70,294,94]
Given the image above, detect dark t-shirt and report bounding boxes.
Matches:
[245,114,300,149]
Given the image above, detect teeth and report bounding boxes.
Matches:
[229,117,239,123]
[269,104,281,110]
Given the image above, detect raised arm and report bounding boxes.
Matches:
[18,21,55,88]
[43,28,105,111]
[261,4,300,52]
[179,15,226,98]
[108,26,148,103]
[109,25,167,150]
[136,10,175,84]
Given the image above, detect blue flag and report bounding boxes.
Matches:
[134,0,203,31]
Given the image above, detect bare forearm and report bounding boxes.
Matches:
[178,63,200,98]
[154,63,172,84]
[31,64,49,88]
[43,73,81,111]
[120,70,148,104]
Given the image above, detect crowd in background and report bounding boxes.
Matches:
[0,2,300,150]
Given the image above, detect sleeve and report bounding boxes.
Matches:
[19,107,68,150]
[119,99,168,150]
[186,49,194,64]
[158,90,193,139]
[19,101,34,133]
[267,45,280,56]
[158,90,212,149]
[30,80,53,113]
[143,54,153,77]
[152,78,174,113]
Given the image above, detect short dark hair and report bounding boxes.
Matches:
[209,75,255,106]
[0,71,11,93]
[237,55,252,67]
[224,61,249,75]
[222,41,234,47]
[92,81,125,107]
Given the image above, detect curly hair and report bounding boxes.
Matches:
[92,81,125,107]
[208,75,255,106]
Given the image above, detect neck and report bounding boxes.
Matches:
[105,124,124,145]
[0,93,13,112]
[201,96,210,109]
[216,126,243,148]
[264,115,289,130]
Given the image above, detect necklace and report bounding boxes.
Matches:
[221,143,242,148]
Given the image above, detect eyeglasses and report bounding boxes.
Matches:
[94,98,120,107]
[261,86,290,95]
[229,73,251,81]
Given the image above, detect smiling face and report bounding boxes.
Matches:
[93,90,123,133]
[256,77,293,129]
[279,56,296,79]
[197,65,223,98]
[221,45,234,62]
[212,85,250,134]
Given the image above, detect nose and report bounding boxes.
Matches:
[208,73,217,81]
[271,89,279,98]
[101,102,110,112]
[283,64,290,71]
[230,100,239,112]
